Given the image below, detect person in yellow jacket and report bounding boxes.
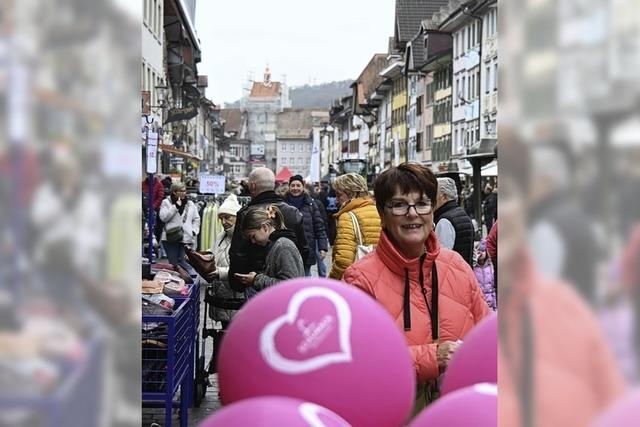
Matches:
[329,173,382,279]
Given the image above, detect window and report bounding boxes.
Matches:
[471,22,476,47]
[485,66,491,93]
[416,96,423,116]
[290,157,294,164]
[298,158,303,165]
[306,157,310,165]
[416,132,423,152]
[462,28,467,54]
[493,63,498,90]
[461,76,466,102]
[157,2,162,38]
[453,34,457,57]
[467,25,471,51]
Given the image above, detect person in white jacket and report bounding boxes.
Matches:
[159,182,200,270]
[206,193,245,373]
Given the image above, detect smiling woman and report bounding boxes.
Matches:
[342,163,490,413]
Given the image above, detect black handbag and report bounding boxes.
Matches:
[165,226,184,243]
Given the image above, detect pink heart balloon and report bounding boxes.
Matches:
[440,312,497,395]
[409,383,497,427]
[199,396,351,427]
[218,278,415,427]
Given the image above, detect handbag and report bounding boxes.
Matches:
[173,264,194,284]
[165,225,183,243]
[164,203,188,243]
[348,211,375,261]
[184,245,216,282]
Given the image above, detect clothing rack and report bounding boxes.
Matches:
[188,194,252,207]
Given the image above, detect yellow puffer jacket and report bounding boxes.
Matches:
[329,197,381,280]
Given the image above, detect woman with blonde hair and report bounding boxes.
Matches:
[234,205,305,298]
[329,173,381,279]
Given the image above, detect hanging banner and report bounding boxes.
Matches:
[309,129,320,183]
[146,131,158,174]
[199,174,226,194]
[165,104,198,124]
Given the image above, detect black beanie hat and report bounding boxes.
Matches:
[289,175,304,185]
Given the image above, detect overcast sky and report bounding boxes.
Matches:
[195,0,396,105]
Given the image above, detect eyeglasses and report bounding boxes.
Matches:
[385,200,432,216]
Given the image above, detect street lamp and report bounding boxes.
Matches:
[155,84,170,109]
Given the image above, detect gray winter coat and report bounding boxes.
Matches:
[249,229,305,296]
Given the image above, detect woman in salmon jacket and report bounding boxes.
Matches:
[342,163,490,412]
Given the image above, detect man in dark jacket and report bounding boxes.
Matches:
[434,178,475,266]
[229,167,310,292]
[286,175,329,277]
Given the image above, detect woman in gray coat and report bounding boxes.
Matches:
[234,205,305,299]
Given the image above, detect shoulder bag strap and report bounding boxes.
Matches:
[348,211,364,246]
[431,261,439,341]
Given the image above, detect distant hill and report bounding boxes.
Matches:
[223,79,354,109]
[289,80,354,109]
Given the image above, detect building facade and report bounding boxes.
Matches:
[479,1,498,141]
[241,67,291,173]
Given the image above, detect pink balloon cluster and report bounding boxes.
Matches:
[205,278,416,427]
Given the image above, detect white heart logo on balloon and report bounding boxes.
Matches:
[260,286,353,374]
[298,402,350,427]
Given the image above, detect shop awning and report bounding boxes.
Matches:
[275,167,293,182]
[481,160,498,176]
[159,144,201,162]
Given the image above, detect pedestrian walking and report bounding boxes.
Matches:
[324,187,340,245]
[328,173,381,280]
[285,175,329,277]
[434,177,475,266]
[234,205,305,298]
[159,182,200,270]
[342,163,490,412]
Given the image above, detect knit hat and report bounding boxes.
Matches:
[218,194,241,217]
[289,174,304,185]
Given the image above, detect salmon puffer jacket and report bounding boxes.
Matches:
[329,197,381,280]
[343,230,490,382]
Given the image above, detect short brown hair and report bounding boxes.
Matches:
[373,163,438,214]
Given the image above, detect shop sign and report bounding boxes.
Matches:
[146,131,158,174]
[166,104,198,124]
[199,174,226,194]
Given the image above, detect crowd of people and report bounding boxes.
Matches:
[142,162,499,410]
